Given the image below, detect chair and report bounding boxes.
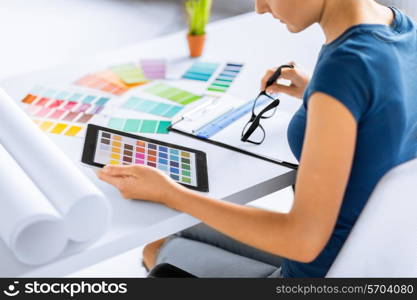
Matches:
[327,158,417,277]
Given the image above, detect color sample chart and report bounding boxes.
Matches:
[144,83,201,105]
[21,86,113,138]
[107,118,171,134]
[21,86,111,121]
[182,62,219,81]
[122,96,184,118]
[94,130,197,185]
[75,70,129,95]
[207,63,244,93]
[140,59,166,79]
[110,63,146,85]
[32,119,84,137]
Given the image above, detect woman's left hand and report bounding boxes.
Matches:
[96,165,184,206]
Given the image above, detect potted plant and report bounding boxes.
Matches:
[185,0,212,57]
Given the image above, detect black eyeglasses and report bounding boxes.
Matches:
[241,65,293,145]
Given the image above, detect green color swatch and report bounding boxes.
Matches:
[107,118,171,134]
[123,119,142,132]
[144,83,201,105]
[108,118,125,130]
[122,96,184,118]
[141,120,158,133]
[157,121,171,134]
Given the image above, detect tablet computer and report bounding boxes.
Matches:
[82,124,209,192]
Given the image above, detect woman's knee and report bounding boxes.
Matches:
[143,238,167,269]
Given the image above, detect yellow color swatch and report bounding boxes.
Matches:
[113,135,122,141]
[110,160,120,165]
[65,125,82,137]
[111,153,121,160]
[50,123,68,134]
[112,147,121,153]
[181,151,190,158]
[39,121,54,132]
[112,141,121,147]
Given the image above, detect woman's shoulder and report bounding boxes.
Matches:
[317,30,400,86]
[326,30,397,66]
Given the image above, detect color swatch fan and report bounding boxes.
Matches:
[75,70,134,95]
[75,60,167,95]
[207,63,244,93]
[20,86,116,138]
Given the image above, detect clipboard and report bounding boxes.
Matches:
[169,94,299,170]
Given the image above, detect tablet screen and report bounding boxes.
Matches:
[94,129,198,187]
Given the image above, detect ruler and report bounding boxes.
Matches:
[195,96,269,139]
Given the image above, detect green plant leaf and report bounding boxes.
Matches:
[185,0,212,35]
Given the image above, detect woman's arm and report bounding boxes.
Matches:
[98,92,357,263]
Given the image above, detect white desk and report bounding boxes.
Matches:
[0,13,324,277]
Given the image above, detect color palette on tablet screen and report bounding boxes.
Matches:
[144,83,201,105]
[182,62,219,82]
[207,63,244,93]
[108,118,171,134]
[121,96,184,118]
[94,131,197,185]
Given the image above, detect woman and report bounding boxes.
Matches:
[97,0,417,277]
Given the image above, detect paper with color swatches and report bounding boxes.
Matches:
[32,119,84,137]
[122,96,184,118]
[182,62,219,82]
[108,118,171,134]
[95,131,196,185]
[75,69,148,95]
[21,86,113,137]
[144,83,201,105]
[140,59,166,79]
[207,63,244,93]
[75,70,131,95]
[110,63,147,85]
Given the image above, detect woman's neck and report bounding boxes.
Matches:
[320,0,394,44]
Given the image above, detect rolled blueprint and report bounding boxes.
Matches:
[0,88,111,243]
[0,146,68,265]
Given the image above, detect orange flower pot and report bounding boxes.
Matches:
[187,34,206,58]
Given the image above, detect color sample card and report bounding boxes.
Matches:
[75,70,147,95]
[94,130,197,185]
[111,63,147,85]
[144,83,201,105]
[140,59,166,79]
[182,62,219,82]
[33,119,85,137]
[21,86,111,123]
[207,63,244,93]
[107,118,171,134]
[75,71,128,95]
[122,96,184,118]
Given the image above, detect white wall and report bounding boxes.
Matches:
[0,0,253,80]
[379,0,417,20]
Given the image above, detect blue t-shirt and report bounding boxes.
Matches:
[285,7,417,277]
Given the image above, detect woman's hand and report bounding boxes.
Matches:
[97,165,185,208]
[261,62,310,99]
